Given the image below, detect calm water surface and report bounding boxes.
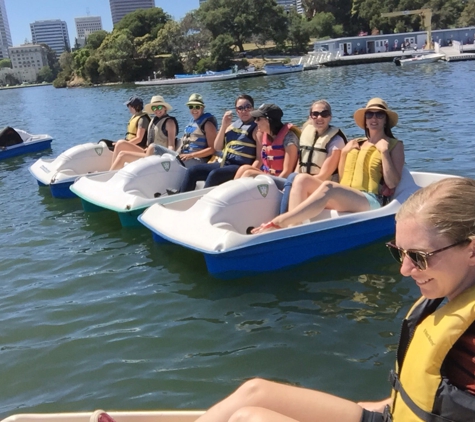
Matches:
[1,61,475,417]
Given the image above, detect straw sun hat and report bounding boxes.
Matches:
[353,98,398,129]
[144,95,173,114]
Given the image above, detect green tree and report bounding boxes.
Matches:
[97,30,136,81]
[83,55,102,83]
[4,73,20,86]
[40,43,60,78]
[459,0,475,27]
[197,0,288,52]
[210,34,235,70]
[287,10,311,53]
[36,66,54,83]
[0,58,12,68]
[72,48,91,78]
[161,54,185,78]
[309,12,341,38]
[114,8,170,38]
[85,30,108,50]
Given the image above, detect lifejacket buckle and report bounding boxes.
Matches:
[382,405,392,422]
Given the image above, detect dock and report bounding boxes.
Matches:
[439,44,475,62]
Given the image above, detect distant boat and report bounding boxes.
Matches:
[0,127,52,160]
[264,62,303,75]
[394,53,445,66]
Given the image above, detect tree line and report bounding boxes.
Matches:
[45,0,475,87]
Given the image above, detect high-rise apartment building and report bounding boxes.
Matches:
[109,0,155,25]
[30,20,70,56]
[295,0,304,14]
[75,16,103,38]
[0,0,13,59]
[275,0,297,11]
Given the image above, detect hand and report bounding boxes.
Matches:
[222,110,233,127]
[374,138,390,153]
[343,139,361,153]
[179,153,194,161]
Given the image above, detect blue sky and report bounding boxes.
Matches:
[5,0,199,46]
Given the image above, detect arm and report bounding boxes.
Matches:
[378,140,405,189]
[358,397,392,413]
[280,143,298,178]
[251,127,263,169]
[317,149,341,181]
[165,118,177,151]
[214,111,233,151]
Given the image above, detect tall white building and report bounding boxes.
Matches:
[30,20,70,56]
[8,44,48,82]
[295,0,304,14]
[275,0,296,11]
[109,0,155,25]
[75,16,103,38]
[0,0,13,59]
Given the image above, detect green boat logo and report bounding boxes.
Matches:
[161,161,171,172]
[257,184,268,197]
[94,147,103,156]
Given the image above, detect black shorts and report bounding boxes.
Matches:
[360,409,384,422]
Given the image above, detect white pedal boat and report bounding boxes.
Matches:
[29,141,114,198]
[70,154,187,227]
[0,127,53,160]
[1,411,204,422]
[138,168,457,278]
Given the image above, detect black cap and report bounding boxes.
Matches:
[124,96,143,109]
[250,103,283,120]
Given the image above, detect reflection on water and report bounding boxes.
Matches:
[1,62,475,417]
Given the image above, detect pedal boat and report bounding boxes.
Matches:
[138,168,457,278]
[0,127,53,160]
[70,154,187,227]
[1,411,204,422]
[29,141,114,198]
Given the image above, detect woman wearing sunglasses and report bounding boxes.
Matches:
[279,100,347,213]
[178,93,217,168]
[109,95,178,170]
[234,103,300,179]
[128,177,470,422]
[178,94,261,192]
[252,98,404,234]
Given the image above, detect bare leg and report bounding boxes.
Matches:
[274,182,370,228]
[288,174,324,211]
[234,165,255,179]
[110,140,144,165]
[195,378,363,422]
[109,150,146,170]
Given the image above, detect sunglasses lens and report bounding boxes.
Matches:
[407,251,426,270]
[387,244,403,263]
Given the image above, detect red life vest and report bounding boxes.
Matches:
[261,123,294,176]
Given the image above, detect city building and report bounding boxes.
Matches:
[75,16,103,38]
[275,0,296,11]
[109,0,155,25]
[199,0,206,4]
[30,20,70,56]
[75,16,103,48]
[8,43,48,82]
[295,0,304,14]
[0,0,13,59]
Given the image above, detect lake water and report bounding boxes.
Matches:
[1,61,475,418]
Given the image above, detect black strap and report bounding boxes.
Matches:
[389,371,455,422]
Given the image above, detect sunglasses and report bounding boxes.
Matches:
[385,239,470,270]
[365,111,386,120]
[310,110,331,118]
[188,105,203,110]
[151,105,165,111]
[236,104,252,111]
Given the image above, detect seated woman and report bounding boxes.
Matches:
[109,95,178,170]
[92,177,475,422]
[179,94,261,192]
[280,100,347,213]
[234,103,300,180]
[252,98,404,233]
[178,93,217,169]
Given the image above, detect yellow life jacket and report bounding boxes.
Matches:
[390,286,475,422]
[125,112,150,146]
[299,125,346,175]
[340,137,399,195]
